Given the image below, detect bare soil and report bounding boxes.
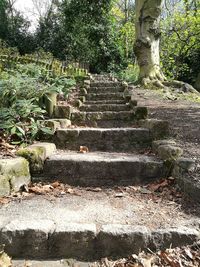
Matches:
[132,88,200,185]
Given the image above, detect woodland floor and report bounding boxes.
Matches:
[132,87,200,186]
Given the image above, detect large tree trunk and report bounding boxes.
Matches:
[134,0,165,86]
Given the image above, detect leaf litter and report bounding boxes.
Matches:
[90,244,200,267]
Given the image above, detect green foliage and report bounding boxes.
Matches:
[0,63,76,144]
[0,99,49,144]
[114,64,139,83]
[161,8,200,85]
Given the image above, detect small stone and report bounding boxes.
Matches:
[152,140,177,153]
[157,145,183,161]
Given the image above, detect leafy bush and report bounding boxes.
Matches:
[161,9,200,85]
[0,99,52,144]
[114,64,139,83]
[0,63,76,144]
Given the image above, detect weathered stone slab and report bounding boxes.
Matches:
[80,104,130,112]
[71,110,147,125]
[90,82,120,88]
[49,223,96,259]
[55,128,152,152]
[97,225,149,258]
[54,105,74,119]
[152,139,177,153]
[39,119,71,133]
[0,158,30,194]
[43,152,166,186]
[88,86,124,94]
[139,119,169,139]
[16,143,56,174]
[86,93,124,101]
[0,219,55,258]
[157,145,183,161]
[150,227,200,250]
[85,100,126,105]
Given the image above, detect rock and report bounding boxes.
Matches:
[129,99,137,108]
[0,158,30,194]
[80,88,87,95]
[74,100,83,108]
[181,83,197,93]
[139,119,169,139]
[54,105,73,119]
[122,81,128,90]
[79,96,86,103]
[97,225,149,257]
[40,119,71,133]
[157,145,183,161]
[49,223,96,259]
[151,227,200,250]
[0,175,10,197]
[0,219,55,258]
[134,106,148,120]
[172,157,196,178]
[152,139,177,153]
[16,143,56,174]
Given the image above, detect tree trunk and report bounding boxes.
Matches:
[134,0,165,86]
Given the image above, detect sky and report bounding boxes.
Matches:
[14,0,39,31]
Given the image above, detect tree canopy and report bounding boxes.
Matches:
[0,0,199,87]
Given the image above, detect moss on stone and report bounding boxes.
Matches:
[17,147,45,174]
[0,175,10,197]
[0,158,31,195]
[157,145,183,161]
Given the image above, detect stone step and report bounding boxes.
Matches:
[90,82,121,87]
[80,103,131,112]
[1,193,198,260]
[55,127,152,152]
[85,100,127,105]
[71,108,148,125]
[86,93,124,101]
[88,86,124,93]
[42,152,167,186]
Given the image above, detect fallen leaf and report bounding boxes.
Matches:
[160,251,182,267]
[0,198,10,205]
[79,146,89,153]
[184,247,193,260]
[51,181,61,188]
[148,179,169,192]
[0,251,12,267]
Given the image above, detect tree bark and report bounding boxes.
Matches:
[134,0,165,86]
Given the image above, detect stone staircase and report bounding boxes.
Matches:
[43,74,169,186]
[0,74,199,262]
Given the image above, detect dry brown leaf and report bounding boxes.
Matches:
[51,181,61,188]
[0,252,12,267]
[148,179,169,192]
[0,197,10,205]
[160,251,182,267]
[29,184,53,194]
[79,146,89,153]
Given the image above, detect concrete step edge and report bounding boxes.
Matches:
[1,220,199,260]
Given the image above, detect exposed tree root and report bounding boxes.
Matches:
[140,74,199,94]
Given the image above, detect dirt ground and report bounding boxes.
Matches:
[132,87,200,185]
